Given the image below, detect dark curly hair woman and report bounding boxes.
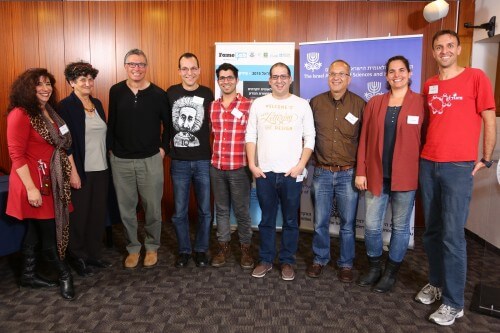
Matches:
[6,68,75,300]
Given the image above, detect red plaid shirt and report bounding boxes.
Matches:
[210,94,251,170]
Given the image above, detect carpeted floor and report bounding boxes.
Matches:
[0,224,499,333]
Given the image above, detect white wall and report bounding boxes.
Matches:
[467,0,500,248]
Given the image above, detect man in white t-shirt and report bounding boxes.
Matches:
[245,62,315,281]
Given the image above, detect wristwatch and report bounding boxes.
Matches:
[480,158,493,168]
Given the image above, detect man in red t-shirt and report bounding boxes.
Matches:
[415,30,496,326]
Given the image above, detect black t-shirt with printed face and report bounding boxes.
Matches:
[166,84,214,161]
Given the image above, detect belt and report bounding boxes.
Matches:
[316,164,353,172]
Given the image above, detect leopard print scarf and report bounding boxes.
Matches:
[29,105,72,259]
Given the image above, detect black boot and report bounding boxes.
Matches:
[373,258,401,293]
[357,255,382,287]
[19,246,57,288]
[45,249,75,300]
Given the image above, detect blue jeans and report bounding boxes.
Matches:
[256,172,302,265]
[364,179,415,263]
[171,159,212,254]
[311,167,358,267]
[419,159,474,309]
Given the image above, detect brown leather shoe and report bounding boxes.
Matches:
[124,253,140,269]
[306,263,324,278]
[143,251,158,268]
[338,267,353,283]
[240,244,254,269]
[211,242,230,267]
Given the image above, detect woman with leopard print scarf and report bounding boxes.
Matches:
[6,68,75,300]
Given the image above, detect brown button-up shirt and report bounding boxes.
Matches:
[310,90,366,166]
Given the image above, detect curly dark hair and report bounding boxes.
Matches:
[8,68,58,117]
[64,61,99,84]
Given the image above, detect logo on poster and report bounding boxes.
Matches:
[364,81,384,100]
[304,52,322,72]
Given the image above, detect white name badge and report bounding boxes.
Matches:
[345,112,358,125]
[192,96,204,105]
[296,167,308,182]
[231,108,243,119]
[407,115,419,125]
[429,85,438,94]
[59,124,69,135]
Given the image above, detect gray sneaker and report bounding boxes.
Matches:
[429,304,464,326]
[251,262,272,278]
[281,264,295,281]
[415,283,442,305]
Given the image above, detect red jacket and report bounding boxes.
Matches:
[356,90,425,196]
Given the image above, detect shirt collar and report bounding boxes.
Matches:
[329,90,349,105]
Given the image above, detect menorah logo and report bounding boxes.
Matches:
[364,81,384,100]
[304,52,322,72]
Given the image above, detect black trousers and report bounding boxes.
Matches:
[24,218,57,251]
[68,169,109,260]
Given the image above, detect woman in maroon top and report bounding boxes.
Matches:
[355,56,424,293]
[7,68,75,300]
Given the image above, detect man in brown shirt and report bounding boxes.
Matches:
[307,59,366,282]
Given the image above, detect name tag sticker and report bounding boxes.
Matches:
[192,96,204,105]
[231,108,243,119]
[345,112,358,125]
[59,124,69,135]
[429,85,438,94]
[296,168,308,182]
[407,115,419,125]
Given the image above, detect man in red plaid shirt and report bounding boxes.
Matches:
[210,63,254,269]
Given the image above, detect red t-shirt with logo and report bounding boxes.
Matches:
[422,68,495,162]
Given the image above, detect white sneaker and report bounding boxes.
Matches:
[429,304,464,326]
[415,283,442,305]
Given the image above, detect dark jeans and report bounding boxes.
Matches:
[210,166,252,244]
[256,172,302,265]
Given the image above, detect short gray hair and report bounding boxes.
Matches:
[124,48,148,65]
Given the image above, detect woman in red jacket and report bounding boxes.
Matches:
[7,68,75,300]
[355,56,424,293]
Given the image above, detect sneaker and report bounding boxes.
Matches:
[415,283,442,305]
[251,262,272,278]
[281,264,295,281]
[429,304,464,326]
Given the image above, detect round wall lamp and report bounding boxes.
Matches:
[423,0,450,23]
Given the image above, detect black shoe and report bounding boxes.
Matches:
[175,253,190,268]
[71,258,94,277]
[86,258,113,268]
[194,252,209,267]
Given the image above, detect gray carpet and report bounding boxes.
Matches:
[0,224,499,333]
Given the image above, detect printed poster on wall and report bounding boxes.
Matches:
[299,35,423,248]
[214,42,295,230]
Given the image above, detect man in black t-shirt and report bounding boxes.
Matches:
[166,53,214,268]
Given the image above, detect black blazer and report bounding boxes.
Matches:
[57,92,106,185]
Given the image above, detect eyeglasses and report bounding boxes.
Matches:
[126,62,147,69]
[270,74,290,81]
[180,67,199,73]
[328,72,350,79]
[218,76,236,82]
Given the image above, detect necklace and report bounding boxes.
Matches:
[84,102,95,113]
